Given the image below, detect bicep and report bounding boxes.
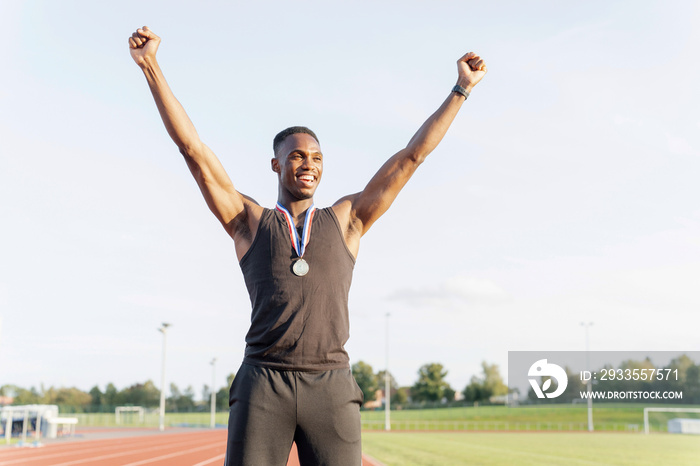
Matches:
[180,142,249,233]
[350,148,420,234]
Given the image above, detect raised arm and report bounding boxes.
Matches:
[128,27,260,255]
[334,52,487,254]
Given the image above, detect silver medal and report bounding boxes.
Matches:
[292,258,309,276]
[276,203,317,277]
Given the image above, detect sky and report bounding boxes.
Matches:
[1,0,699,399]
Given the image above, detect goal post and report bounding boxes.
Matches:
[644,407,700,434]
[115,406,144,425]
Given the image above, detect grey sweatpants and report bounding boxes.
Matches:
[224,363,364,466]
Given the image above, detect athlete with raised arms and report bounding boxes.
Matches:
[129,25,487,466]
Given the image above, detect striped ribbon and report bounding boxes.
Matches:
[275,203,317,258]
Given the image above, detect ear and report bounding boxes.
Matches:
[271,157,281,174]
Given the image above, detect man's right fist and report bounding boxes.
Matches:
[456,52,487,92]
[129,26,160,67]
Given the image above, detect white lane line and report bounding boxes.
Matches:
[118,442,222,466]
[188,452,226,466]
[0,434,208,465]
[0,440,133,464]
[44,437,214,466]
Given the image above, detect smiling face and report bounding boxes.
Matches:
[271,132,323,202]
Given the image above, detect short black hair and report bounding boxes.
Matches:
[273,126,320,157]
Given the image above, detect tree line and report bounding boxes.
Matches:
[353,354,700,408]
[1,361,508,413]
[0,373,235,413]
[3,354,697,412]
[351,360,509,408]
[527,354,700,404]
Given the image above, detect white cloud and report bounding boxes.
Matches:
[613,114,642,126]
[388,275,509,310]
[665,132,697,156]
[443,276,509,299]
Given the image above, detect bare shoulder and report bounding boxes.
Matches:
[331,195,352,222]
[241,193,263,210]
[332,194,362,258]
[228,194,265,260]
[239,194,264,236]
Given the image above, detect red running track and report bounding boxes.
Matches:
[0,429,381,466]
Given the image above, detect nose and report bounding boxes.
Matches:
[300,155,313,169]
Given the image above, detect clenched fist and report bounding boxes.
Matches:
[456,52,487,92]
[129,26,160,67]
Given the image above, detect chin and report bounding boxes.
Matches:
[297,186,319,199]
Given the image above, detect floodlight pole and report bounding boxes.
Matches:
[158,323,171,432]
[385,312,391,431]
[21,409,28,444]
[4,411,10,444]
[580,321,594,432]
[210,357,217,429]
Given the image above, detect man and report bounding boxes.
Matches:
[129,26,486,465]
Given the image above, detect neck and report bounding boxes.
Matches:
[277,196,314,226]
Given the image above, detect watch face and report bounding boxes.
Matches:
[292,258,309,276]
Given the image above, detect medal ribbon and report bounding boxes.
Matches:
[275,203,317,258]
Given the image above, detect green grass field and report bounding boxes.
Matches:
[360,403,700,432]
[361,431,700,466]
[65,403,699,433]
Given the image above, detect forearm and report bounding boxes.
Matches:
[405,80,470,163]
[140,58,202,153]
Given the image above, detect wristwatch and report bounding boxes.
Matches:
[452,85,470,99]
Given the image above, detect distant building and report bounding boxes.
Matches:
[0,396,14,406]
[364,387,401,410]
[489,392,519,406]
[363,389,383,410]
[668,418,700,435]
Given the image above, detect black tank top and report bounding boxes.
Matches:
[239,207,355,371]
